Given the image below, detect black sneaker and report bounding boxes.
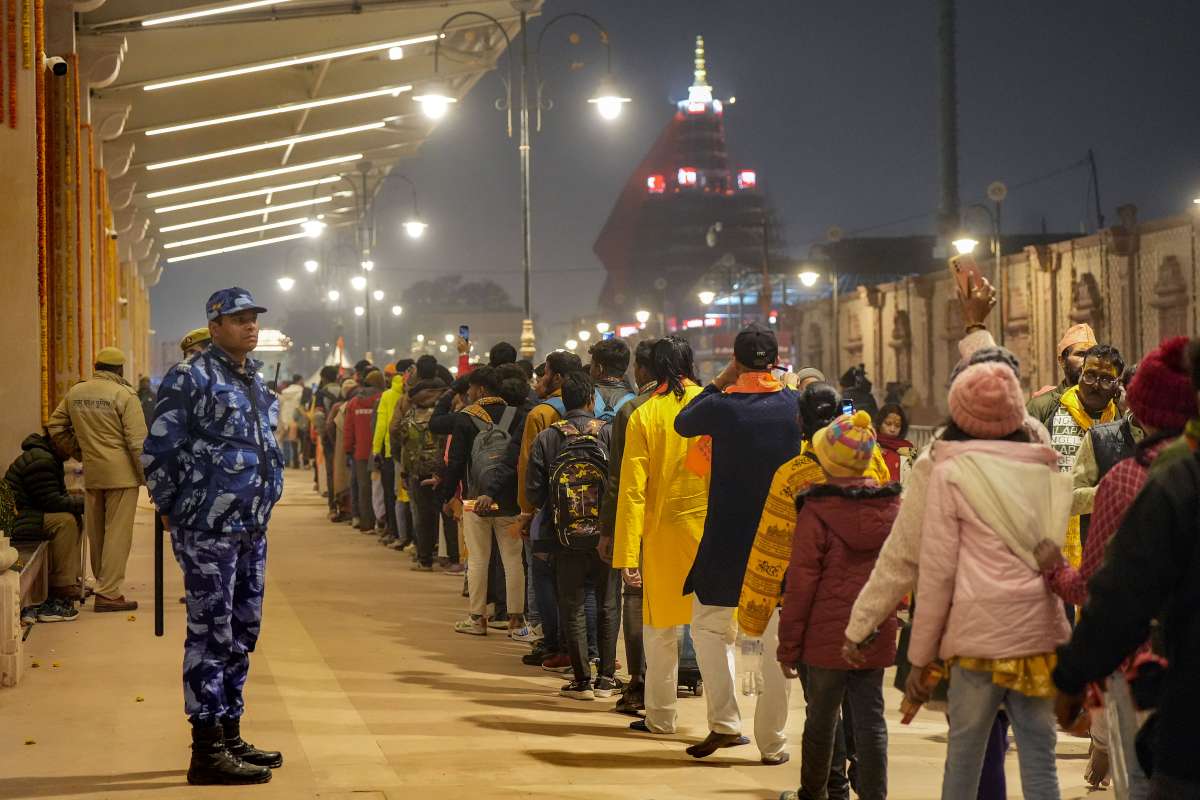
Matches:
[37,598,79,623]
[559,680,595,701]
[593,675,623,699]
[521,642,551,666]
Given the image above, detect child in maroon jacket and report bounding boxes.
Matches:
[777,411,901,800]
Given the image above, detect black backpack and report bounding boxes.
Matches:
[548,419,609,551]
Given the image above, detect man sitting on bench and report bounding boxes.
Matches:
[3,430,84,622]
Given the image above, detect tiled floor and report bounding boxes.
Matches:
[0,472,1096,799]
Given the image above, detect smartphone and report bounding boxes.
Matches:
[840,398,856,415]
[950,254,984,297]
[601,331,615,340]
[458,324,470,341]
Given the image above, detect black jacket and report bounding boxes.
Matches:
[1053,451,1200,783]
[3,433,83,542]
[437,400,525,515]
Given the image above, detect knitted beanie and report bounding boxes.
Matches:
[948,362,1026,439]
[812,410,877,478]
[1126,336,1196,432]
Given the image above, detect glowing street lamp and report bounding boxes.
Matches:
[391,305,403,317]
[276,276,295,291]
[952,237,980,256]
[416,334,425,343]
[303,259,319,273]
[413,81,456,120]
[588,79,631,121]
[578,330,592,342]
[360,259,375,271]
[697,290,716,305]
[353,305,365,317]
[595,321,610,334]
[301,219,325,238]
[372,289,385,302]
[635,309,651,325]
[444,333,455,343]
[350,275,367,291]
[798,270,820,288]
[565,339,578,351]
[403,219,428,239]
[326,289,340,302]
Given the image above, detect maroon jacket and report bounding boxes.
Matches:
[778,479,902,670]
[343,387,381,462]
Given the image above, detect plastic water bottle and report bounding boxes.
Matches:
[738,635,764,696]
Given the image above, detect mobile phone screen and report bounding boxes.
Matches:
[458,325,470,341]
[841,399,855,415]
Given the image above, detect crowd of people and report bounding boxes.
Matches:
[6,277,1198,798]
[275,273,1194,799]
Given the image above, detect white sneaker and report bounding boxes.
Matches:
[453,615,487,636]
[509,625,540,644]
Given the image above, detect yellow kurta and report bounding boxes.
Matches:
[613,384,709,628]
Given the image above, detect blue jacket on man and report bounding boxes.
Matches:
[675,380,801,607]
[143,344,283,534]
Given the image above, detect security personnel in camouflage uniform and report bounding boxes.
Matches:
[143,288,285,786]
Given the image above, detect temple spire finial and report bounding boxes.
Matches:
[688,35,713,103]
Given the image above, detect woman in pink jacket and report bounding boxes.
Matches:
[909,362,1072,800]
[777,411,901,800]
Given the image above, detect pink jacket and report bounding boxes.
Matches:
[909,439,1071,667]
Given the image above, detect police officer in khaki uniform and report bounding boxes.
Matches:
[47,346,146,612]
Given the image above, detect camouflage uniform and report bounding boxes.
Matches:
[143,313,283,724]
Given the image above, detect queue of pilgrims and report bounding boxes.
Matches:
[287,274,1199,800]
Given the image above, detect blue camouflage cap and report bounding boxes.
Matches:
[206,287,268,321]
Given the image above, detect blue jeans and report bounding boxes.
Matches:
[943,665,1061,800]
[531,552,559,650]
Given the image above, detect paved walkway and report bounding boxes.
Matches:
[1,470,1095,799]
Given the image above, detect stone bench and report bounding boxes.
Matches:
[1,539,48,687]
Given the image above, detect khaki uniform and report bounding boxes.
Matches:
[47,370,146,598]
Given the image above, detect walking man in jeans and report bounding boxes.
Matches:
[674,323,801,757]
[144,288,284,785]
[526,371,621,700]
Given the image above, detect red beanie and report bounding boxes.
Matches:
[1126,336,1196,432]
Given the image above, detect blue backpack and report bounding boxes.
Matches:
[540,389,633,423]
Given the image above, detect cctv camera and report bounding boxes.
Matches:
[44,56,67,76]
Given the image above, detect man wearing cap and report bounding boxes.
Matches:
[143,288,284,786]
[47,346,147,613]
[1028,323,1098,427]
[180,326,212,359]
[674,322,802,758]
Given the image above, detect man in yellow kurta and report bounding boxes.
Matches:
[613,339,709,735]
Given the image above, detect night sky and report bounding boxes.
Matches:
[149,0,1200,365]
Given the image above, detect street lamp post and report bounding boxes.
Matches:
[799,264,840,375]
[417,4,629,360]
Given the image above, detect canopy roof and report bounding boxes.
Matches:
[81,0,531,274]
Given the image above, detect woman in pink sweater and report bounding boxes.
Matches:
[909,362,1072,800]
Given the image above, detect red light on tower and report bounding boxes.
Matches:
[737,169,757,190]
[646,174,666,194]
[677,167,698,187]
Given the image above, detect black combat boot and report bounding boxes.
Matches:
[223,717,284,769]
[187,723,272,785]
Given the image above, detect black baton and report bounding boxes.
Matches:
[154,514,164,637]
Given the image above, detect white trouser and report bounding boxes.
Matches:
[692,597,741,736]
[644,624,681,733]
[463,512,524,618]
[756,608,792,758]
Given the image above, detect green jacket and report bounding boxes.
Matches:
[1026,379,1070,428]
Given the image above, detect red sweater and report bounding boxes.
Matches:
[343,389,381,461]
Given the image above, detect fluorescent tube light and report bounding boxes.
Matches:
[163,218,310,249]
[145,153,361,199]
[159,196,333,232]
[146,122,384,171]
[145,86,410,136]
[165,231,311,263]
[153,176,340,214]
[142,0,292,27]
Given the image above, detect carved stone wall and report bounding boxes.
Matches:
[788,212,1199,419]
